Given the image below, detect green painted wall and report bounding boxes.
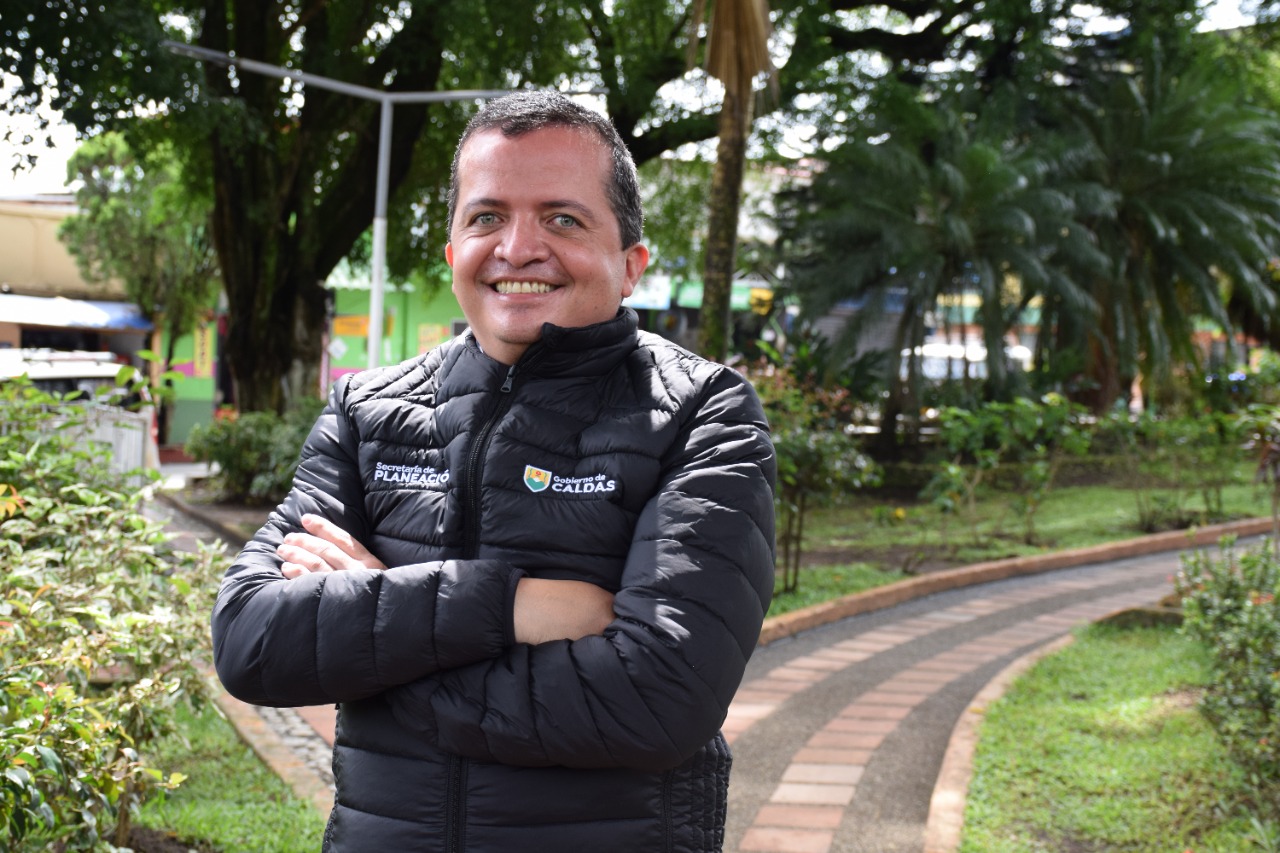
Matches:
[328,283,466,384]
[159,284,465,447]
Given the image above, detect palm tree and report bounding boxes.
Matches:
[778,100,1105,452]
[1051,48,1280,412]
[691,0,775,362]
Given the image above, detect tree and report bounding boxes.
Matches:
[59,132,219,443]
[690,0,775,362]
[777,93,1106,451]
[1049,46,1280,411]
[5,0,1204,409]
[5,1,591,411]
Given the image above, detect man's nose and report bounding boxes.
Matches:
[494,216,550,266]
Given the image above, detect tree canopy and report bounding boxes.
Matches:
[779,14,1280,431]
[1,0,1247,413]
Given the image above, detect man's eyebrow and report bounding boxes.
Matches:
[540,199,599,222]
[461,198,506,215]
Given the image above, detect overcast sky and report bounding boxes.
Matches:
[0,0,1257,198]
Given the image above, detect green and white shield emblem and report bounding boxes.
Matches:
[523,465,552,493]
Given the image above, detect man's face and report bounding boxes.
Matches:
[446,125,649,365]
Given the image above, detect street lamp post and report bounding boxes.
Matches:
[163,41,511,369]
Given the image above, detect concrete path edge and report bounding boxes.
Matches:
[757,516,1273,647]
[921,633,1077,853]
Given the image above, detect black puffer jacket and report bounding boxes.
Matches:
[211,309,776,852]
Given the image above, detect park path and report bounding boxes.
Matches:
[147,472,1265,853]
[721,550,1180,853]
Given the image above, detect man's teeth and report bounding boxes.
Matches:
[494,281,555,294]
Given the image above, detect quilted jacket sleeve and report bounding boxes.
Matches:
[210,376,522,708]
[384,365,776,771]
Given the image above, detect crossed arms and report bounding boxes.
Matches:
[211,365,776,771]
[278,512,615,645]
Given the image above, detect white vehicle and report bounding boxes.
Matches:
[0,348,137,397]
[0,348,158,474]
[901,342,1033,381]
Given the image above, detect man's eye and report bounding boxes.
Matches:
[552,214,579,228]
[473,213,498,226]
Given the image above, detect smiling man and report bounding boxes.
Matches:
[211,91,776,852]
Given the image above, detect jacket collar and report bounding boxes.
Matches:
[466,307,639,379]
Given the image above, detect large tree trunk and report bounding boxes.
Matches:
[196,1,445,412]
[698,89,750,363]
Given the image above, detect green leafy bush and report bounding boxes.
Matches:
[749,362,881,594]
[1176,538,1280,790]
[184,398,324,504]
[923,395,1091,546]
[0,380,226,849]
[1099,411,1249,531]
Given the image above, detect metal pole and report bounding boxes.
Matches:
[369,100,393,369]
[162,41,517,370]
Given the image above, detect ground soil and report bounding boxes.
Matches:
[798,542,1012,575]
[126,827,218,853]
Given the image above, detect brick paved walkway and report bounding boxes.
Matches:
[722,554,1176,853]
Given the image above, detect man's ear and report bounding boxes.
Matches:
[445,243,455,268]
[620,243,650,299]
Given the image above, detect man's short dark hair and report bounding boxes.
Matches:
[447,91,644,250]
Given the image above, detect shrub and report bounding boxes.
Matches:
[184,398,325,505]
[748,362,881,594]
[1242,404,1280,543]
[1176,538,1280,791]
[0,380,226,849]
[922,395,1091,546]
[1096,411,1250,532]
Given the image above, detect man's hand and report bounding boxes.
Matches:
[278,513,387,579]
[514,578,615,644]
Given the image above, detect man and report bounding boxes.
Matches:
[212,91,776,852]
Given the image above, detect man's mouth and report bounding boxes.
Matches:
[493,281,557,295]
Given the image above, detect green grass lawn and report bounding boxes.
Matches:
[136,701,328,853]
[959,623,1276,852]
[767,465,1269,617]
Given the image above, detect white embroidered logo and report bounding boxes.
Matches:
[373,461,450,487]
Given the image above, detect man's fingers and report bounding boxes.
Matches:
[275,514,388,577]
[300,514,387,569]
[277,540,343,572]
[281,561,315,579]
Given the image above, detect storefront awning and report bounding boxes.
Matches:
[0,294,153,332]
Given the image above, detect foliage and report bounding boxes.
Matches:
[922,395,1091,546]
[59,132,218,337]
[1177,538,1280,797]
[776,12,1280,429]
[59,131,219,444]
[1098,411,1251,532]
[749,362,880,595]
[137,703,326,852]
[776,92,1108,448]
[1045,47,1280,412]
[184,398,325,505]
[0,380,226,849]
[1242,404,1280,545]
[3,0,1217,412]
[757,325,888,409]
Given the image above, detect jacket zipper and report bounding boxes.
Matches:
[461,350,545,557]
[448,352,541,852]
[462,362,517,559]
[445,754,467,853]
